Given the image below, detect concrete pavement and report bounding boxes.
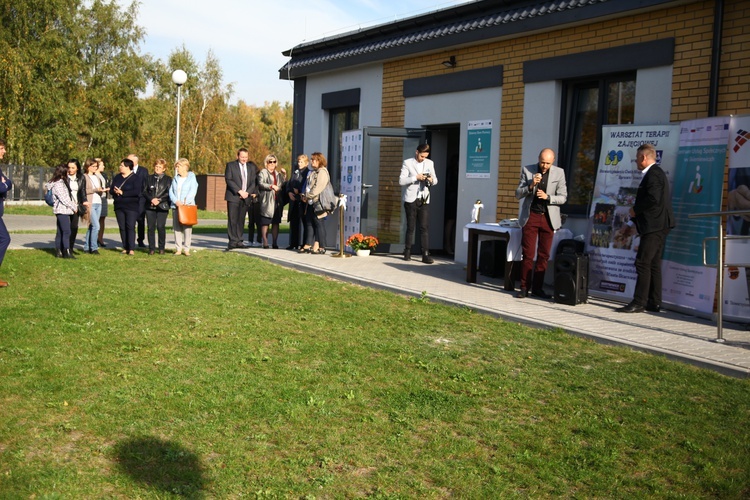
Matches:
[5,214,749,378]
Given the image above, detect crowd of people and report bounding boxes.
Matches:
[224,149,332,254]
[45,155,198,257]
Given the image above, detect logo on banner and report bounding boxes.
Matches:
[732,129,750,153]
[605,150,624,165]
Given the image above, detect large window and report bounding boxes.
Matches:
[560,74,636,213]
[327,106,359,192]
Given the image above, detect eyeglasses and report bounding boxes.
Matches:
[267,160,277,164]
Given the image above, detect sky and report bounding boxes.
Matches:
[133,0,471,106]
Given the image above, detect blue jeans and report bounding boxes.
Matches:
[84,203,102,252]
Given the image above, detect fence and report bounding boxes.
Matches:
[0,164,55,202]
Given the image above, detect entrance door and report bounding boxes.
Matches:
[361,127,426,252]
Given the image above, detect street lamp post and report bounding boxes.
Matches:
[171,70,187,162]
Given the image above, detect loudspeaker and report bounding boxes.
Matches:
[554,254,589,305]
[479,240,506,278]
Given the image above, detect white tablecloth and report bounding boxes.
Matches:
[463,223,573,261]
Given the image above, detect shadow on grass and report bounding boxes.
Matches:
[112,436,206,497]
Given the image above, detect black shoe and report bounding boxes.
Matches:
[404,250,411,261]
[516,288,528,298]
[56,249,63,258]
[286,246,297,250]
[99,241,107,247]
[138,242,146,248]
[64,249,76,260]
[272,244,279,249]
[645,304,661,313]
[531,289,552,299]
[422,253,434,264]
[148,250,155,255]
[159,250,165,255]
[90,250,100,255]
[616,302,644,313]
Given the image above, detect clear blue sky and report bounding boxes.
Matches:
[134,0,471,106]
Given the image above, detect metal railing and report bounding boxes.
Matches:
[0,164,55,201]
[688,209,750,342]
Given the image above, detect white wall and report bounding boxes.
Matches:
[634,66,673,125]
[406,87,502,264]
[302,64,384,154]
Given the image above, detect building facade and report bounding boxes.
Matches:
[280,0,749,263]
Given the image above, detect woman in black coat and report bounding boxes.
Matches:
[143,158,172,255]
[110,158,141,255]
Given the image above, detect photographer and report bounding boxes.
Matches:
[399,143,438,263]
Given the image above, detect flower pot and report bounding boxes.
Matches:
[355,249,371,257]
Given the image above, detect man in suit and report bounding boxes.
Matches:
[514,148,568,298]
[399,143,438,263]
[127,154,149,248]
[225,148,258,250]
[0,139,11,287]
[617,143,674,313]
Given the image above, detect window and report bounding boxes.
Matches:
[560,74,636,213]
[327,106,359,192]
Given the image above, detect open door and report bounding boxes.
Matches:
[361,127,427,252]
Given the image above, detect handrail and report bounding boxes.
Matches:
[688,209,750,342]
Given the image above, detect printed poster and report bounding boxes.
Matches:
[340,130,363,252]
[724,115,750,322]
[466,120,492,178]
[659,117,730,314]
[586,124,680,301]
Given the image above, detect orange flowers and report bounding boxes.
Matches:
[346,233,379,251]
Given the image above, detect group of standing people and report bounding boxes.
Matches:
[224,149,332,254]
[46,155,198,257]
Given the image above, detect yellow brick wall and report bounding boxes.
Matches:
[378,0,748,232]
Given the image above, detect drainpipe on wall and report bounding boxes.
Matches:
[708,0,724,117]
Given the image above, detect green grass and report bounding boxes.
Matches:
[1,249,749,498]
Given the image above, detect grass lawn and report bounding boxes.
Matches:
[1,249,749,497]
[5,204,230,220]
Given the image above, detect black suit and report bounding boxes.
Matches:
[132,165,149,245]
[632,164,674,308]
[225,160,258,248]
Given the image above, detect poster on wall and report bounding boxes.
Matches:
[660,117,730,315]
[724,115,750,322]
[466,120,492,178]
[340,130,364,251]
[586,124,680,301]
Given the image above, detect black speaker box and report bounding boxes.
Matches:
[479,240,506,278]
[556,238,585,256]
[554,254,589,305]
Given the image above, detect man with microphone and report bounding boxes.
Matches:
[514,148,568,298]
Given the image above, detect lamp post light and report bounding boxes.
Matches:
[171,69,187,162]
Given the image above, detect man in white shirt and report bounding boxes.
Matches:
[399,144,438,263]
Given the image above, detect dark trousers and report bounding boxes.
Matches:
[136,199,146,245]
[304,204,327,248]
[227,200,252,248]
[520,211,553,291]
[404,200,430,253]
[116,208,138,252]
[55,214,72,252]
[633,229,669,307]
[146,210,169,251]
[248,202,261,243]
[289,200,306,248]
[69,213,79,250]
[0,216,9,268]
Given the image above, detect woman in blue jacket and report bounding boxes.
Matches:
[169,158,199,256]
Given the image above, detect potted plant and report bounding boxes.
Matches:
[346,233,379,256]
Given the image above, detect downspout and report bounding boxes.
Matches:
[708,0,724,117]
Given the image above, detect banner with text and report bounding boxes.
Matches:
[340,130,364,250]
[586,124,680,301]
[661,117,730,315]
[724,115,750,321]
[466,120,492,178]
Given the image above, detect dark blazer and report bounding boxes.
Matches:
[110,173,142,212]
[633,164,675,235]
[0,168,12,217]
[224,160,258,204]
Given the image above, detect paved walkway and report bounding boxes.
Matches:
[5,215,750,378]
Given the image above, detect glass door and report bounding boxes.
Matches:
[362,127,426,252]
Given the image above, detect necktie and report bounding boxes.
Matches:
[240,164,247,191]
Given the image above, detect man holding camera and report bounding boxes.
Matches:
[514,148,568,298]
[400,143,438,263]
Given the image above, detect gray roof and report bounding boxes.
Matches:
[279,0,679,79]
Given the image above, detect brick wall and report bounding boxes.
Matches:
[378,0,748,233]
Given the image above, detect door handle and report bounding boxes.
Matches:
[362,184,373,188]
